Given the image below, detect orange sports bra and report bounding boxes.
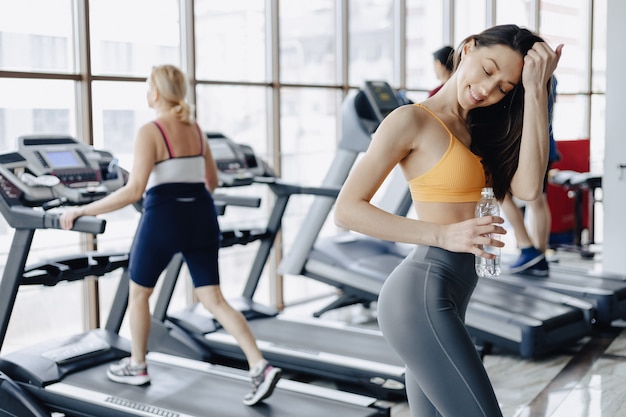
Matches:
[408,104,486,203]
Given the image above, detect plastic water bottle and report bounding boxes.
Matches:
[475,187,501,277]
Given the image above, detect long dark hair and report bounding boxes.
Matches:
[453,25,548,200]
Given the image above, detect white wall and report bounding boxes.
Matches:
[603,0,626,274]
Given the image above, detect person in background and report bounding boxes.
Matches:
[335,25,562,417]
[428,45,455,97]
[60,64,281,407]
[501,75,560,276]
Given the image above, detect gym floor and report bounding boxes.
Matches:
[283,247,626,417]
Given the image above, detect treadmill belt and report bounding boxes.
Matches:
[472,281,585,329]
[245,317,403,367]
[51,354,385,417]
[493,270,626,325]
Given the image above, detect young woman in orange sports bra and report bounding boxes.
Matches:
[335,25,562,417]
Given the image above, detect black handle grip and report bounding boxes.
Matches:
[43,212,106,234]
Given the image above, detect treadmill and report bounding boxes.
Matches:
[0,136,391,417]
[492,262,626,327]
[275,81,595,358]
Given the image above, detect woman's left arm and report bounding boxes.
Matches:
[511,42,563,200]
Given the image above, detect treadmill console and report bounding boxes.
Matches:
[350,80,404,138]
[362,80,402,122]
[206,132,271,187]
[0,135,125,208]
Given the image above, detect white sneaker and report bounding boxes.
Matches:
[106,357,150,386]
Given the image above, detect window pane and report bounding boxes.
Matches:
[280,87,339,303]
[195,84,270,300]
[91,80,148,246]
[280,2,337,85]
[540,0,589,93]
[454,0,486,45]
[553,94,588,140]
[280,88,338,184]
[91,80,150,290]
[590,0,606,176]
[592,0,607,92]
[89,0,180,76]
[406,0,444,90]
[3,278,84,353]
[195,1,266,82]
[0,79,76,149]
[196,85,268,157]
[0,0,74,72]
[496,0,532,27]
[349,0,394,86]
[92,81,153,167]
[589,94,605,173]
[454,0,488,47]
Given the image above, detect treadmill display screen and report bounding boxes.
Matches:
[364,81,400,119]
[46,150,82,168]
[210,140,237,161]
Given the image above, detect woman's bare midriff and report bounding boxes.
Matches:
[413,201,477,224]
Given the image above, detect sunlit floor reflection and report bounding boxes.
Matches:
[398,326,626,417]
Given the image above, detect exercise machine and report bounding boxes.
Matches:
[0,135,391,417]
[495,261,626,328]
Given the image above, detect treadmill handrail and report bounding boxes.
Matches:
[241,177,340,299]
[213,193,262,208]
[2,203,106,235]
[277,84,401,277]
[253,176,341,198]
[0,204,105,349]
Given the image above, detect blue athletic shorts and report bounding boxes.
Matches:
[128,183,222,288]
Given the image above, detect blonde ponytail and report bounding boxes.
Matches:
[149,65,194,123]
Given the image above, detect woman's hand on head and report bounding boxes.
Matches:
[522,42,564,92]
[439,215,506,258]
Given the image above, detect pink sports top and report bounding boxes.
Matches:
[146,121,206,191]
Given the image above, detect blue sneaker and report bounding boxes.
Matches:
[524,256,550,277]
[508,247,546,274]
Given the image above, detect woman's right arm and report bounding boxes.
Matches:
[334,106,441,246]
[334,105,505,258]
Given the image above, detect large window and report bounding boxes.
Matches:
[405,0,445,91]
[0,79,77,149]
[496,0,532,26]
[89,0,180,77]
[280,2,337,85]
[0,0,75,73]
[349,0,395,86]
[194,1,266,82]
[195,84,268,156]
[454,0,487,46]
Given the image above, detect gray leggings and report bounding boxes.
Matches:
[377,246,502,417]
